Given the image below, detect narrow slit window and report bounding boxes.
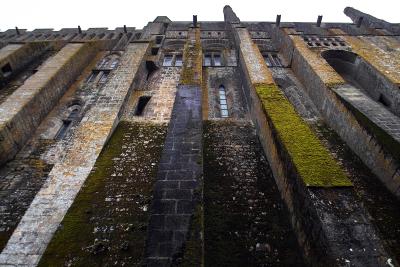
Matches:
[204,55,212,66]
[175,55,183,66]
[55,120,72,140]
[135,96,151,115]
[163,55,173,66]
[218,85,229,118]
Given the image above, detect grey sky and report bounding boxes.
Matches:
[1,0,398,31]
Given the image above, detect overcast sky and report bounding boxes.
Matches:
[0,0,398,31]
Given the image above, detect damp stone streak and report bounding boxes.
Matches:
[203,120,306,267]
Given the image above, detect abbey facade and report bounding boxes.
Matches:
[0,5,399,267]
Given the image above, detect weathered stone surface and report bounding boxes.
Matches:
[39,121,167,266]
[0,42,148,266]
[233,24,395,266]
[145,85,202,265]
[0,42,99,165]
[0,5,399,267]
[204,120,305,266]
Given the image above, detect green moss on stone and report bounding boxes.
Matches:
[255,83,352,187]
[39,121,167,266]
[180,28,202,86]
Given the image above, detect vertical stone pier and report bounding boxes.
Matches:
[0,42,99,165]
[0,42,149,266]
[145,26,203,266]
[224,5,395,266]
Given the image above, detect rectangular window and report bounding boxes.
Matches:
[86,72,97,83]
[55,120,72,140]
[110,60,119,69]
[221,109,229,117]
[175,55,183,66]
[214,54,222,66]
[99,72,109,84]
[163,55,173,66]
[204,55,212,66]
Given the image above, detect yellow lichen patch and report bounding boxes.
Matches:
[330,30,400,86]
[181,27,202,85]
[290,35,345,88]
[255,83,352,187]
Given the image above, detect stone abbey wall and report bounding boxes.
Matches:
[0,5,399,267]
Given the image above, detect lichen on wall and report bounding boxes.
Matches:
[180,27,202,85]
[255,83,352,187]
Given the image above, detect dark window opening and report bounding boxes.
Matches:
[86,72,98,83]
[175,55,183,66]
[156,36,163,44]
[146,60,158,80]
[1,63,12,77]
[99,72,109,84]
[55,120,72,140]
[151,47,159,55]
[135,96,151,115]
[163,55,173,66]
[204,54,212,66]
[214,54,222,66]
[378,94,391,107]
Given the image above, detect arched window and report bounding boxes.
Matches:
[322,49,397,111]
[55,104,82,140]
[218,85,229,118]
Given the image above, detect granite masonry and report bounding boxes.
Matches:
[0,5,399,267]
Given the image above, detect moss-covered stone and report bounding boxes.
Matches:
[255,83,352,187]
[180,28,202,86]
[39,121,167,266]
